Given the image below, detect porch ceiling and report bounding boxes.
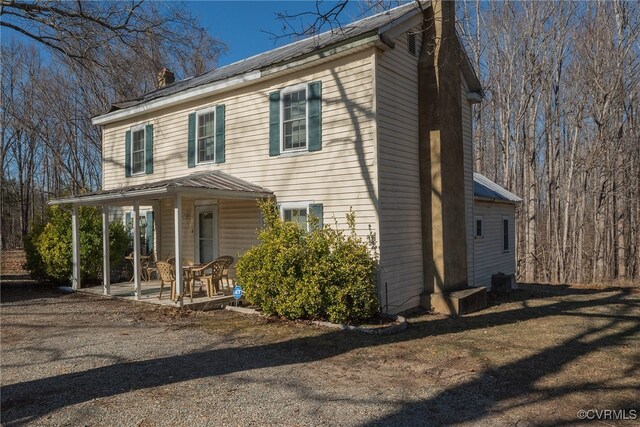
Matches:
[48,171,273,206]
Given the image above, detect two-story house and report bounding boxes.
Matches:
[51,2,517,314]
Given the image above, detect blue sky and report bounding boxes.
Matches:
[188,1,372,66]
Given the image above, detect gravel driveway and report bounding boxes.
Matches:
[1,282,639,426]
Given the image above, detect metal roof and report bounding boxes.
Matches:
[107,2,421,112]
[473,173,522,203]
[49,171,273,205]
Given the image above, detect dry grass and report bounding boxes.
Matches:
[1,281,638,426]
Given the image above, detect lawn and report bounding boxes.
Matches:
[1,281,638,426]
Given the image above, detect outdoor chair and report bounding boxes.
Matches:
[156,261,176,301]
[141,254,158,282]
[215,256,234,292]
[197,259,226,298]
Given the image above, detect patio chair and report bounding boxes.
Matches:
[141,254,158,282]
[198,259,226,298]
[215,256,234,291]
[156,261,176,300]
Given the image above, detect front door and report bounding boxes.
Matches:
[195,205,218,264]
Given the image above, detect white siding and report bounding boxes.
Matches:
[102,49,378,239]
[473,201,517,288]
[376,28,423,313]
[462,76,475,286]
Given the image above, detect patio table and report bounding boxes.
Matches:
[182,264,204,299]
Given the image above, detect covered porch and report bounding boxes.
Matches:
[49,171,272,308]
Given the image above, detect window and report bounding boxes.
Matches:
[131,126,145,175]
[475,216,483,238]
[197,108,216,163]
[283,207,308,229]
[282,86,307,151]
[503,218,510,252]
[279,202,323,231]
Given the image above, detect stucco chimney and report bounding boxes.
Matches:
[157,68,175,88]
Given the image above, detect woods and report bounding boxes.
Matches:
[1,0,224,249]
[1,0,639,284]
[459,0,640,283]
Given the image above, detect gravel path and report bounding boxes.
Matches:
[1,282,638,426]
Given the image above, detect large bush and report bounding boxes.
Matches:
[25,206,129,284]
[236,201,379,324]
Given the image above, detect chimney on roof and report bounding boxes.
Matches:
[157,68,175,88]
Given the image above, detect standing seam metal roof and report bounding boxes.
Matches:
[108,2,421,112]
[473,172,522,203]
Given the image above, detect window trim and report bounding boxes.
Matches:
[502,216,510,253]
[475,216,484,239]
[280,83,309,154]
[279,201,313,231]
[130,124,146,176]
[195,105,217,165]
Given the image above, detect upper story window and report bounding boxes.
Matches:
[197,108,216,163]
[269,81,322,157]
[282,86,307,151]
[188,105,225,168]
[131,126,146,175]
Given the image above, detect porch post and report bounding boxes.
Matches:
[102,205,111,295]
[133,201,141,300]
[174,195,183,305]
[71,205,81,290]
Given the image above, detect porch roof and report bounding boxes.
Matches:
[48,171,273,206]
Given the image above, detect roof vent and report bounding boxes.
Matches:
[407,32,417,56]
[157,68,175,88]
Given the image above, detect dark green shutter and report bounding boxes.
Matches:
[269,91,281,157]
[125,130,132,177]
[308,81,322,152]
[146,211,154,255]
[309,203,323,229]
[145,124,153,174]
[215,104,225,163]
[188,112,196,168]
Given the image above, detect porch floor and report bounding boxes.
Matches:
[79,280,239,311]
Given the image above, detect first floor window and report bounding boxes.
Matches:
[282,87,307,151]
[475,216,483,238]
[197,109,216,162]
[503,218,510,252]
[131,127,145,174]
[283,207,308,229]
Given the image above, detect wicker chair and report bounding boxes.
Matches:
[215,256,234,292]
[156,261,176,300]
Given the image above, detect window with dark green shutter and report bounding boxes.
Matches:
[126,124,153,176]
[269,81,322,157]
[188,112,196,168]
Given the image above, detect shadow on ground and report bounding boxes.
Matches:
[1,285,638,425]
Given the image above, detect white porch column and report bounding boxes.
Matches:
[174,195,183,304]
[133,202,141,300]
[71,205,81,290]
[102,205,111,295]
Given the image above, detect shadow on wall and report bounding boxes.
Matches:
[1,287,637,424]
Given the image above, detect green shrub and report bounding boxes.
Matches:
[236,201,379,324]
[24,206,129,284]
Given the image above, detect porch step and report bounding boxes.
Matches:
[430,286,487,316]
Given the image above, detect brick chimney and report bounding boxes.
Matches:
[157,68,175,88]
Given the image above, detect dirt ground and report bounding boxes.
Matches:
[1,282,638,426]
